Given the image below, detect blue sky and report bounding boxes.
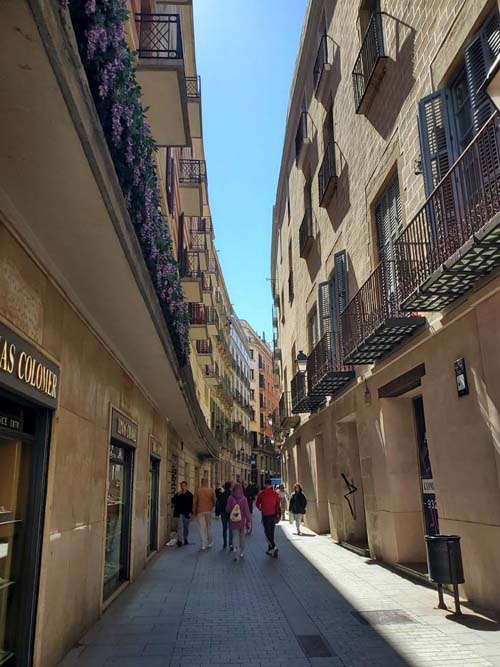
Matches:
[193,0,307,342]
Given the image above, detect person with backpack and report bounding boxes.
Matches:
[225,483,252,561]
[289,482,307,535]
[256,479,281,557]
[215,481,233,550]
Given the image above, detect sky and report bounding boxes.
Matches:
[193,0,308,342]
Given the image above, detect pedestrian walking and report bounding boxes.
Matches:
[256,479,281,557]
[215,481,233,550]
[193,478,216,550]
[171,481,193,547]
[278,484,289,521]
[289,483,307,535]
[225,483,252,561]
[245,480,258,514]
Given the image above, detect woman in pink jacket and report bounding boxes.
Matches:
[225,484,252,561]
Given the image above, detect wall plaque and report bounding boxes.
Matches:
[454,358,469,397]
[111,408,138,447]
[150,434,162,459]
[0,321,60,410]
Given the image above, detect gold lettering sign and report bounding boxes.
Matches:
[0,326,59,409]
[117,415,138,444]
[150,435,162,457]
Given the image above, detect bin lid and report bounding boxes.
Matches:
[424,534,460,542]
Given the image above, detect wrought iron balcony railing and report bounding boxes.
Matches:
[290,371,324,414]
[313,34,330,90]
[195,339,212,356]
[295,111,310,161]
[185,76,201,99]
[352,12,386,114]
[395,112,500,311]
[318,140,337,207]
[179,250,201,279]
[179,159,207,184]
[188,303,218,327]
[340,260,425,365]
[307,331,354,396]
[185,216,211,234]
[136,14,183,60]
[279,391,300,428]
[299,209,316,257]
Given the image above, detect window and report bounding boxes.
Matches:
[318,250,348,349]
[288,240,294,303]
[374,174,401,298]
[281,290,285,323]
[308,307,319,352]
[418,9,500,196]
[249,349,254,360]
[250,389,255,401]
[250,369,254,381]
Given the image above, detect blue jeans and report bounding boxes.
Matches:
[221,513,233,547]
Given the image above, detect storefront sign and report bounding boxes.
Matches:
[0,322,59,409]
[454,358,469,397]
[150,435,162,459]
[111,409,138,447]
[0,412,23,431]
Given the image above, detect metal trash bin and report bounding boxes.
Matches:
[425,535,464,613]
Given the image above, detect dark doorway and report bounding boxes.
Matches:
[148,457,160,555]
[413,397,439,536]
[0,391,51,667]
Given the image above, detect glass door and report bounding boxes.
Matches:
[0,393,50,667]
[148,458,159,555]
[103,444,133,601]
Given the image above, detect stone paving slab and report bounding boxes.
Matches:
[59,515,500,666]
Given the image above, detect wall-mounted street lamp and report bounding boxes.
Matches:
[268,413,273,427]
[296,350,308,373]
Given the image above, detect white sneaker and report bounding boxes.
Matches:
[240,552,245,559]
[200,547,206,551]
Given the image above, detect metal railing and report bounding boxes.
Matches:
[318,140,337,205]
[195,340,212,355]
[352,12,385,112]
[295,111,310,158]
[136,14,182,59]
[179,250,201,279]
[395,112,500,305]
[188,303,217,326]
[307,331,351,392]
[340,260,400,360]
[185,76,201,99]
[299,209,315,257]
[313,34,329,89]
[185,216,211,234]
[179,159,207,183]
[291,371,307,413]
[201,272,212,293]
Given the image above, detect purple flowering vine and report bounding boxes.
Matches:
[65,0,190,362]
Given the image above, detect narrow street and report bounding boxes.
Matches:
[61,515,500,667]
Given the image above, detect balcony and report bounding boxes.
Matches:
[307,331,354,396]
[179,250,202,302]
[188,303,218,339]
[295,111,312,168]
[195,339,212,360]
[291,371,324,414]
[299,209,316,258]
[203,362,219,386]
[341,261,425,365]
[178,159,207,215]
[135,14,189,146]
[273,347,282,361]
[318,140,337,207]
[396,112,500,312]
[313,34,332,100]
[352,12,387,115]
[279,392,300,429]
[186,75,202,139]
[201,272,214,306]
[216,375,233,407]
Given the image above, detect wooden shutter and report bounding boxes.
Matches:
[465,11,500,134]
[375,174,401,256]
[333,250,348,321]
[318,280,334,337]
[418,90,455,197]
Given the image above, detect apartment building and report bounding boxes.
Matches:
[271,0,500,611]
[0,1,254,664]
[241,321,280,487]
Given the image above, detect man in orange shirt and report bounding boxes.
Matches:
[193,478,216,550]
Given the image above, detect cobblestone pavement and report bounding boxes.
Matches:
[61,514,500,667]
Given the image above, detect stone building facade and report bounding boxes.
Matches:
[0,1,254,665]
[272,0,500,611]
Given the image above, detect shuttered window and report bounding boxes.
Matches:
[418,9,500,197]
[318,251,348,361]
[375,173,401,258]
[318,280,334,337]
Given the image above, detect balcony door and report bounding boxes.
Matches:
[374,173,401,312]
